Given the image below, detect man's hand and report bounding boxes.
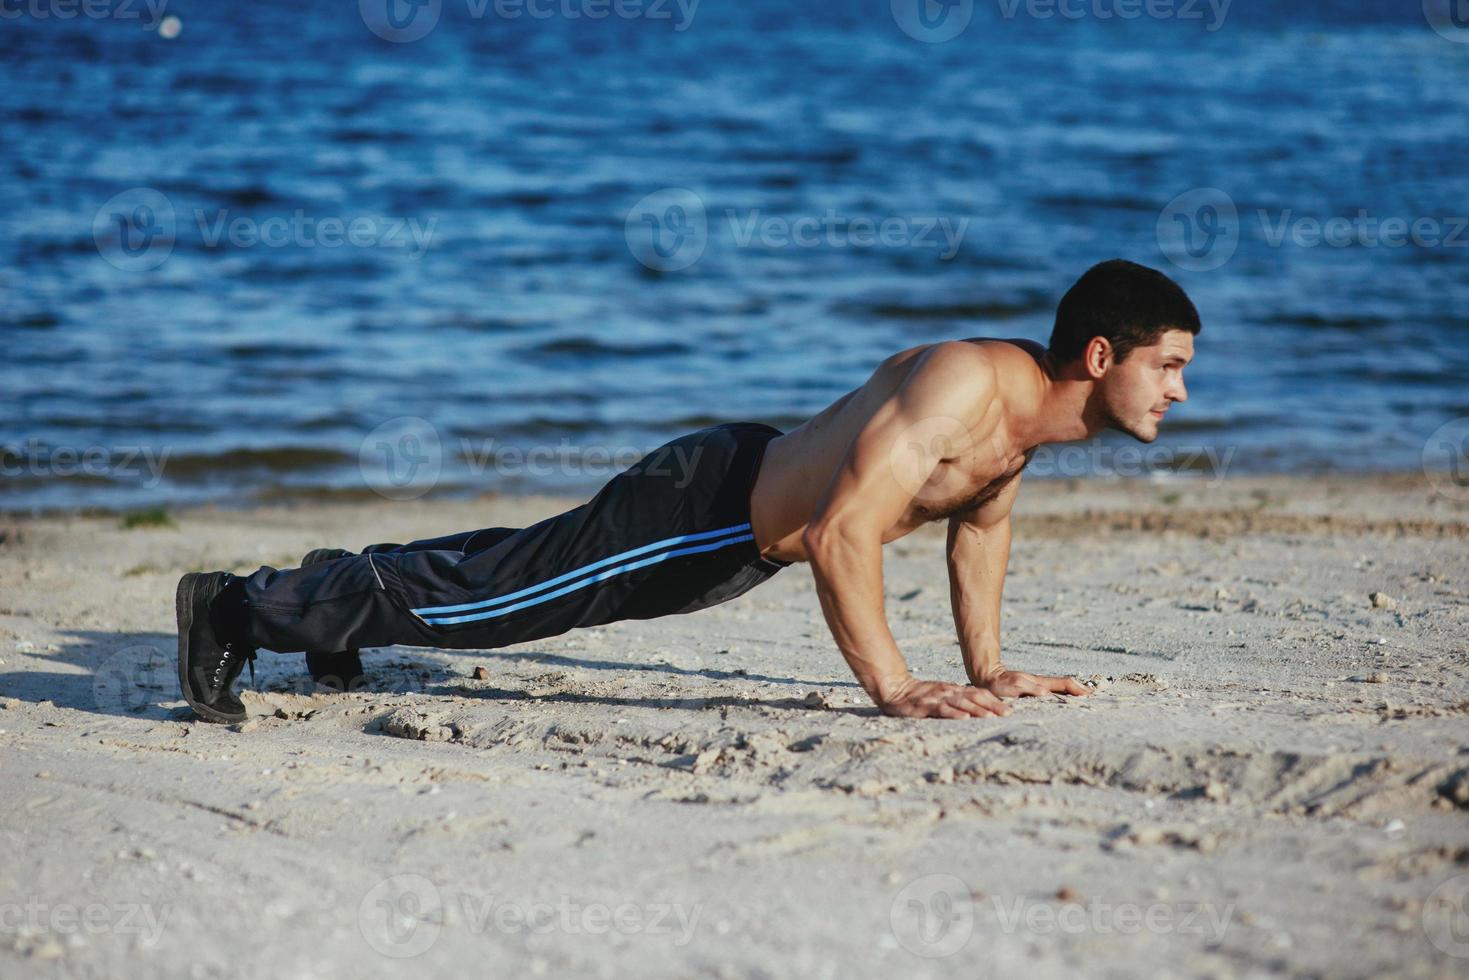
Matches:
[971,669,1091,699]
[878,678,1013,719]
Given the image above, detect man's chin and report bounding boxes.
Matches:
[1106,417,1158,443]
[1100,408,1161,443]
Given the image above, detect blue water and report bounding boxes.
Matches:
[2,1,1467,510]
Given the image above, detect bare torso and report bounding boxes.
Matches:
[749,338,1048,563]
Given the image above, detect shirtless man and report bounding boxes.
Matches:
[176,258,1199,723]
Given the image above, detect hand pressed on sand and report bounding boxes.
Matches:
[877,678,1013,719]
[972,669,1092,700]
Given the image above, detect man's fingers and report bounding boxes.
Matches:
[961,687,1010,716]
[1038,675,1091,696]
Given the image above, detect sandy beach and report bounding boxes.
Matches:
[2,472,1467,978]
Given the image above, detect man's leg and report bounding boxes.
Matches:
[178,422,788,721]
[299,526,525,687]
[359,526,523,558]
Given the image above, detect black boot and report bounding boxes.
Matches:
[300,548,368,691]
[175,572,257,724]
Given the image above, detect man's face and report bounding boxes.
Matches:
[1097,330,1194,443]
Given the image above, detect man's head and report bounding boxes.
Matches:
[1047,259,1200,443]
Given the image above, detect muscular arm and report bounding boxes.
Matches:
[948,470,1091,700]
[802,342,1010,719]
[947,473,1020,685]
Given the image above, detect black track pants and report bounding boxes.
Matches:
[241,422,791,654]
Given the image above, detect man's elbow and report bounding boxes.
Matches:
[802,521,877,562]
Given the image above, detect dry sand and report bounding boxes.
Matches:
[1,473,1467,978]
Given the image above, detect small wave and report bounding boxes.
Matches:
[1250,312,1394,330]
[162,446,355,481]
[836,294,1051,321]
[518,337,694,358]
[223,341,330,359]
[1034,192,1161,214]
[3,312,60,330]
[730,146,861,167]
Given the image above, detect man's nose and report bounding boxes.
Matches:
[1169,378,1188,403]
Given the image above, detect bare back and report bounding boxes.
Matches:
[750,338,1049,563]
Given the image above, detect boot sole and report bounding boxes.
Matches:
[175,573,246,724]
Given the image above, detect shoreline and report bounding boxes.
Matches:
[3,466,1464,522]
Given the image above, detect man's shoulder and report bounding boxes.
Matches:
[956,336,1048,364]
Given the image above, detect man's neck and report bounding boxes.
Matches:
[1012,349,1103,448]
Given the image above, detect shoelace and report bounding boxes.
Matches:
[212,642,258,692]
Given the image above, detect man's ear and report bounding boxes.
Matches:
[1083,336,1114,380]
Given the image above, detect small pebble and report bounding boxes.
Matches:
[472,666,490,680]
[29,940,64,960]
[1369,592,1397,610]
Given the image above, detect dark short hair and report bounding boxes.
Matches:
[1047,259,1201,365]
